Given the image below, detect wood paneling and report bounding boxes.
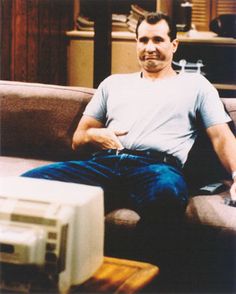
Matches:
[27,0,39,82]
[1,0,12,80]
[12,0,28,81]
[191,0,236,31]
[1,0,74,85]
[191,0,211,31]
[214,0,236,16]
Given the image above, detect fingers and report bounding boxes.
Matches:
[114,130,128,137]
[88,128,127,150]
[109,131,124,149]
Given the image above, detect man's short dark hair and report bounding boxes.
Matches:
[136,12,177,41]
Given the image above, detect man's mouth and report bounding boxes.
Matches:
[144,55,158,60]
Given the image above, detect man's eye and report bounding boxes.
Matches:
[153,37,163,43]
[139,37,148,43]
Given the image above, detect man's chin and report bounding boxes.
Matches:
[142,60,162,70]
[144,64,162,73]
[138,60,163,72]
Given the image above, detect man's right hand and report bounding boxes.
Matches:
[72,115,128,151]
[87,128,128,150]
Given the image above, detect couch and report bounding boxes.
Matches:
[1,80,236,292]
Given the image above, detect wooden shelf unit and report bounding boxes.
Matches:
[66,30,236,96]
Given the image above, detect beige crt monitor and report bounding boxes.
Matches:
[0,177,104,294]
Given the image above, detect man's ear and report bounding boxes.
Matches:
[172,38,179,53]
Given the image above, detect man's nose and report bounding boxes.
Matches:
[146,41,156,52]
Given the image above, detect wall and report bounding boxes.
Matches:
[0,0,74,85]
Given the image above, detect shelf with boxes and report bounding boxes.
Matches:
[68,0,235,96]
[74,0,157,32]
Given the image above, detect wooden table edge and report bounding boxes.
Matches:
[104,257,160,294]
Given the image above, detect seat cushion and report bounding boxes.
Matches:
[105,208,141,229]
[185,192,236,232]
[0,156,53,177]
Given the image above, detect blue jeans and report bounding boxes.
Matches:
[22,150,188,224]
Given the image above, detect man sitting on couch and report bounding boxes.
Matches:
[22,12,236,227]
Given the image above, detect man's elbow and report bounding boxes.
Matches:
[71,134,79,151]
[71,141,76,151]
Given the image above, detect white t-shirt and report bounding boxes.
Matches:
[84,72,231,165]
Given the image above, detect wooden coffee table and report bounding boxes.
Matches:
[72,256,159,293]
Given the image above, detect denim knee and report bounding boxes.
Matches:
[136,165,188,224]
[21,162,69,181]
[157,176,188,205]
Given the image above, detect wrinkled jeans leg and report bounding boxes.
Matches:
[21,160,111,185]
[125,162,188,225]
[21,159,122,211]
[124,162,189,266]
[22,156,188,223]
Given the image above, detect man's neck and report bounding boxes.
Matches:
[142,68,177,81]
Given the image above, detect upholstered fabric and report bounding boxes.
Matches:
[0,156,53,177]
[222,98,236,124]
[186,192,236,232]
[0,80,95,160]
[106,209,141,229]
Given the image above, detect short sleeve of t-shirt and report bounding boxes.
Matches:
[83,77,109,123]
[196,75,231,128]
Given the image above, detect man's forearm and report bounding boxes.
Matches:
[72,127,127,151]
[207,124,236,179]
[72,129,91,151]
[214,135,236,178]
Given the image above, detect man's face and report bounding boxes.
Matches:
[136,20,178,73]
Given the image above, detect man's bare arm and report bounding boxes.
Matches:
[206,123,236,199]
[72,115,128,151]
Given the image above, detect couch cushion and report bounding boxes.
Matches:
[185,191,236,232]
[105,208,141,229]
[0,81,95,161]
[0,156,53,177]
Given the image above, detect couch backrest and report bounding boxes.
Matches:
[0,80,95,160]
[222,98,236,128]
